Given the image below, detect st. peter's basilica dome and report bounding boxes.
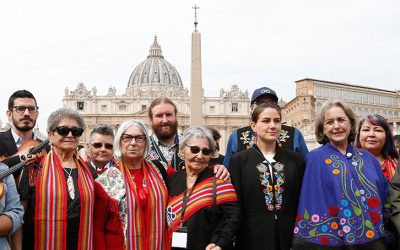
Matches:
[128,36,183,88]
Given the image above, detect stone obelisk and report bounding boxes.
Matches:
[190,5,204,125]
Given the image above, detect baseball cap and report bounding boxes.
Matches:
[251,87,278,104]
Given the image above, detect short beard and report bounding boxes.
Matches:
[15,123,35,132]
[152,122,178,141]
[13,118,36,132]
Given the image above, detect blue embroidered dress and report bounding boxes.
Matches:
[294,143,388,247]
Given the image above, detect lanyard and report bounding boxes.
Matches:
[151,136,180,170]
[180,186,195,227]
[151,136,168,163]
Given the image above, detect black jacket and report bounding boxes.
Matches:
[0,129,21,167]
[229,145,305,250]
[167,167,241,250]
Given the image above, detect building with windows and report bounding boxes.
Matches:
[62,36,250,153]
[281,78,400,149]
[61,18,400,152]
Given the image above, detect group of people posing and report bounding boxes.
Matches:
[0,87,399,250]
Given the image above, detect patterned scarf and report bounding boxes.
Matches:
[294,144,387,246]
[34,150,94,250]
[381,158,397,181]
[119,160,168,250]
[166,177,238,235]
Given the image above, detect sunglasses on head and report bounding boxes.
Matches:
[53,126,84,137]
[184,144,212,156]
[91,142,113,150]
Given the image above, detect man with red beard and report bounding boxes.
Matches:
[147,97,231,183]
[147,97,184,171]
[0,90,40,170]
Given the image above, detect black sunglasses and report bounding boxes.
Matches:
[53,126,84,137]
[91,142,113,150]
[184,144,212,156]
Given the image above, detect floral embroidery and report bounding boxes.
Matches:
[328,206,338,216]
[256,161,285,211]
[368,197,380,208]
[96,167,128,242]
[311,214,320,222]
[279,129,290,143]
[295,148,385,245]
[239,131,255,149]
[320,236,330,245]
[166,205,176,225]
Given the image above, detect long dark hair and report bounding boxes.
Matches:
[356,114,399,160]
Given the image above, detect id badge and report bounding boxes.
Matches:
[172,227,187,248]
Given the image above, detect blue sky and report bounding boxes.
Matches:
[1,0,399,132]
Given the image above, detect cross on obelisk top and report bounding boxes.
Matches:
[193,5,199,29]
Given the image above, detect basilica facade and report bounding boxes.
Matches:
[62,36,400,153]
[62,37,250,153]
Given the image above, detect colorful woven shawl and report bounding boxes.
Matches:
[166,177,238,234]
[119,160,168,250]
[294,143,389,246]
[34,150,94,250]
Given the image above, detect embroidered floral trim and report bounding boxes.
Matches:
[279,129,290,143]
[96,167,128,242]
[239,130,255,149]
[294,149,385,245]
[256,161,285,211]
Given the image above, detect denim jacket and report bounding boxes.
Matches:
[0,163,24,250]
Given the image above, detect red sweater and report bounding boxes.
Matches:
[93,182,124,250]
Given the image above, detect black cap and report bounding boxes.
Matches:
[251,87,278,104]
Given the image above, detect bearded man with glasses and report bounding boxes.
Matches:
[0,90,42,171]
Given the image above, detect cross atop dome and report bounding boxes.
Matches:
[148,35,164,59]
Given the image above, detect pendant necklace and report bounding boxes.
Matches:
[63,168,75,200]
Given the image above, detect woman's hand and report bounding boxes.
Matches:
[213,164,230,181]
[206,243,221,250]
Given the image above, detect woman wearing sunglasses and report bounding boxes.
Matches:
[18,108,95,250]
[167,126,240,250]
[93,119,170,249]
[86,124,117,175]
[228,103,305,250]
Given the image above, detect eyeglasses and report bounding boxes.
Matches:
[12,106,39,113]
[91,143,113,150]
[121,133,146,143]
[53,126,84,137]
[184,144,212,156]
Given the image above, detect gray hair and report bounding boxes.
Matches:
[179,125,216,152]
[315,100,357,144]
[47,108,85,132]
[113,119,150,159]
[88,124,114,143]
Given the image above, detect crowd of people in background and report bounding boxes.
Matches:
[0,88,399,250]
